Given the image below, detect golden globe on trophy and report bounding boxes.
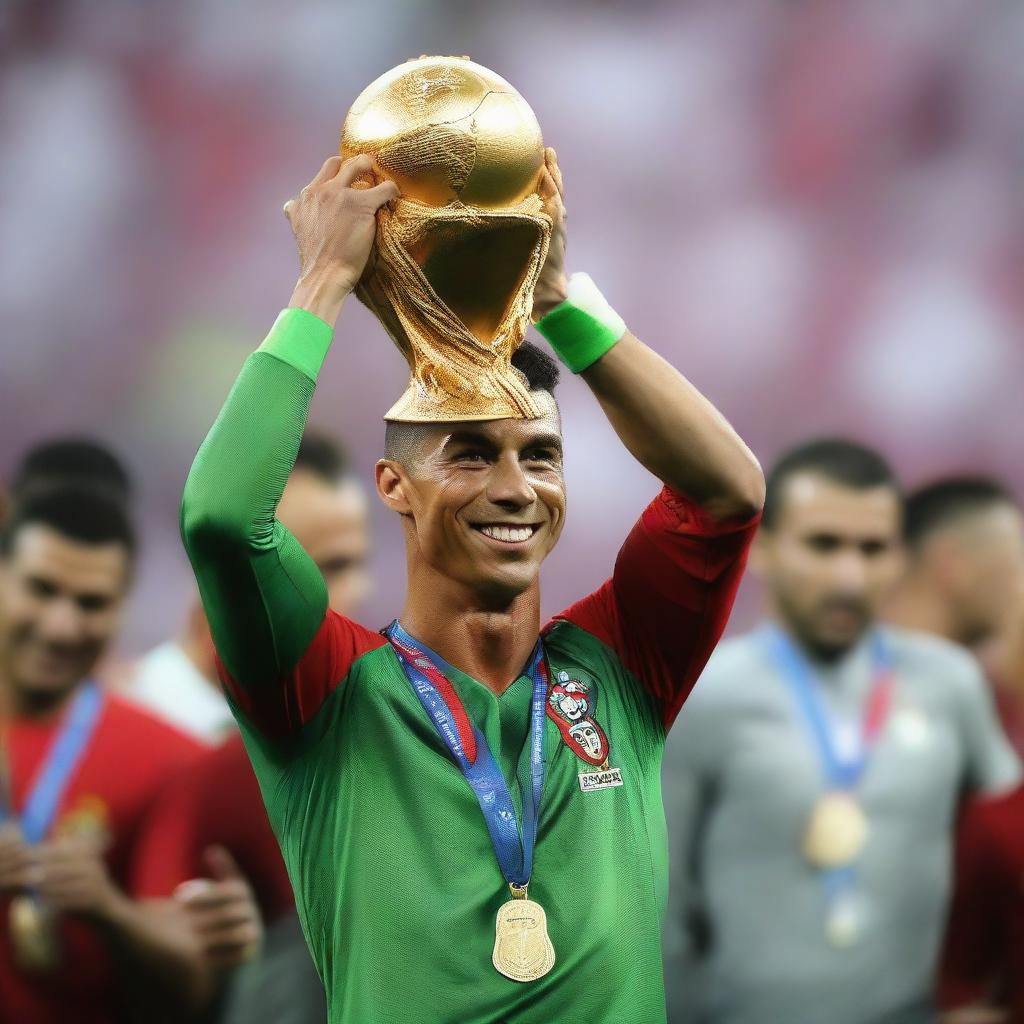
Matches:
[341,56,552,423]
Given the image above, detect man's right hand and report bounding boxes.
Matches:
[284,153,400,326]
[0,822,37,893]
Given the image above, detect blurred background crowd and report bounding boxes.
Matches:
[2,0,1024,1022]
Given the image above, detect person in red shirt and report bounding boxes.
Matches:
[0,481,256,1023]
[132,734,295,926]
[939,787,1024,1024]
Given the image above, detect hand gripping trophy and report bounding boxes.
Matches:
[341,55,553,422]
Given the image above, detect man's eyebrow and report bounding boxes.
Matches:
[522,432,563,453]
[442,430,499,450]
[440,429,563,453]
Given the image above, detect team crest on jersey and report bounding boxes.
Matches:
[547,671,609,767]
[55,795,112,849]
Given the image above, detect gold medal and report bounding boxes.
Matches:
[803,792,869,869]
[492,885,555,983]
[9,895,59,972]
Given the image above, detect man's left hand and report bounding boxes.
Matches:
[532,147,568,321]
[174,845,263,972]
[35,834,122,920]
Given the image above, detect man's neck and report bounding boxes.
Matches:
[772,617,867,671]
[399,577,541,696]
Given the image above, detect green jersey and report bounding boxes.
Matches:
[181,309,757,1023]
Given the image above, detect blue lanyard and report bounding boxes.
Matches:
[385,621,548,889]
[766,626,892,790]
[0,681,103,843]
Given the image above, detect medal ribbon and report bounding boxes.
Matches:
[0,681,103,843]
[767,626,894,940]
[767,627,893,790]
[385,621,547,889]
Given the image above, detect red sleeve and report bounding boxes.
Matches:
[216,609,387,738]
[131,737,296,922]
[551,487,759,730]
[938,796,1010,1010]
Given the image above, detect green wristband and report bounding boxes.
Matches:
[258,308,334,384]
[534,273,626,373]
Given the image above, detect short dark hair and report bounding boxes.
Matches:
[762,438,899,529]
[0,485,136,560]
[510,341,560,396]
[295,432,351,484]
[383,341,561,464]
[11,437,132,505]
[904,477,1016,551]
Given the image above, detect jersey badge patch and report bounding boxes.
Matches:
[547,670,613,772]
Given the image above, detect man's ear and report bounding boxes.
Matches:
[376,460,413,515]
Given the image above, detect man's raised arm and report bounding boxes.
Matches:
[534,150,764,729]
[531,152,764,522]
[180,155,398,735]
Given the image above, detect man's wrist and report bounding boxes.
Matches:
[259,307,334,383]
[288,267,353,328]
[92,880,131,928]
[531,273,569,323]
[534,272,626,373]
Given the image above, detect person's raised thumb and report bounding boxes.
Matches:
[202,844,243,882]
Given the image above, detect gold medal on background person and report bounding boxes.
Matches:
[802,790,870,869]
[492,884,556,983]
[9,893,59,972]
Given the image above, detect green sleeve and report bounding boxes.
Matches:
[179,308,334,687]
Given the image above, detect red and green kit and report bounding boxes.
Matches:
[181,309,757,1024]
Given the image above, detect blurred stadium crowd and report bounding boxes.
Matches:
[3,0,1024,1022]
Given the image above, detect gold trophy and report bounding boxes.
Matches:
[341,56,552,422]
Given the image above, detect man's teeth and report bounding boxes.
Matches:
[479,525,534,543]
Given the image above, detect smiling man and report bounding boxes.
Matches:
[180,150,764,1024]
[0,485,209,1023]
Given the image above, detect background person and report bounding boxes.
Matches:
[662,439,1019,1024]
[888,478,1024,757]
[0,442,263,1022]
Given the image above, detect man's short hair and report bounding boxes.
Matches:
[904,477,1016,552]
[0,485,136,561]
[383,341,561,464]
[508,340,560,396]
[295,432,351,485]
[762,438,899,529]
[11,437,132,505]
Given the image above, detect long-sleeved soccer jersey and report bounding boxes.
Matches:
[180,308,758,1024]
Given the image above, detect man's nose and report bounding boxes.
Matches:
[486,455,536,509]
[38,598,85,644]
[831,549,868,592]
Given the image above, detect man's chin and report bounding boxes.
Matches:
[469,563,543,608]
[803,624,869,662]
[15,661,86,703]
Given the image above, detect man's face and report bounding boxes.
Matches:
[754,473,903,658]
[933,503,1024,646]
[0,525,129,704]
[278,471,371,618]
[379,395,566,606]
